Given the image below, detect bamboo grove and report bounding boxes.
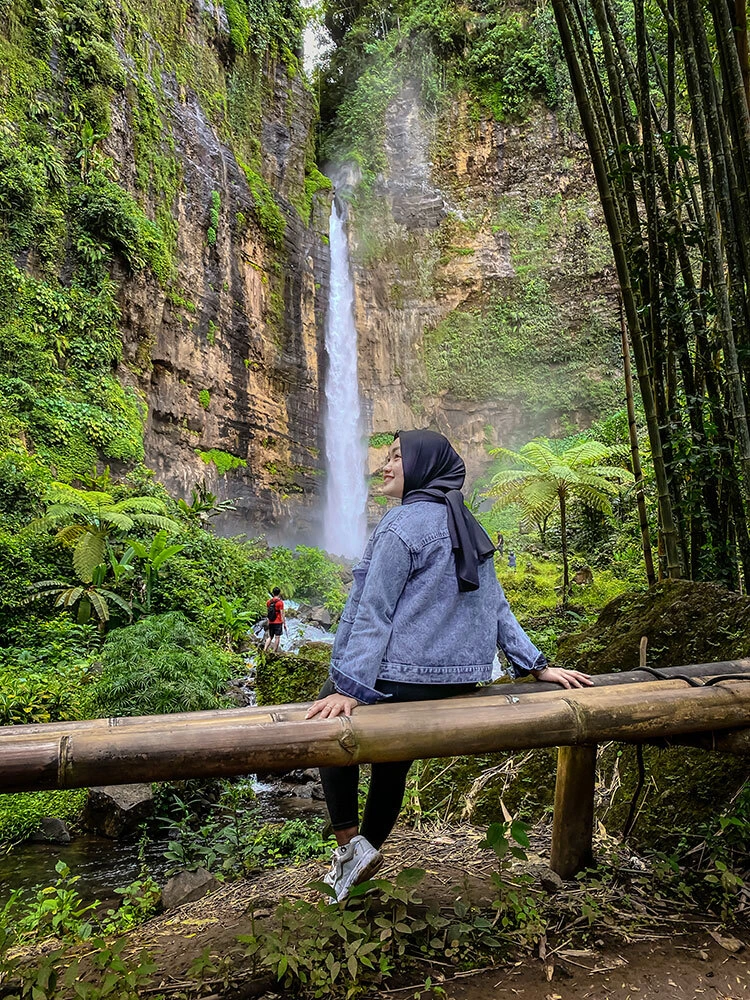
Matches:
[550,0,750,589]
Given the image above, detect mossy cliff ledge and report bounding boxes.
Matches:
[0,0,332,537]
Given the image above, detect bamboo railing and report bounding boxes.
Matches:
[1,660,748,796]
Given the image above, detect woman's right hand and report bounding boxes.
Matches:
[305,693,359,719]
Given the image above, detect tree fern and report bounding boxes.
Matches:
[484,436,633,600]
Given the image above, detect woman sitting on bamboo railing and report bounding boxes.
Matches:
[306,430,592,901]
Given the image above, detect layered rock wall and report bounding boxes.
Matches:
[111,29,331,539]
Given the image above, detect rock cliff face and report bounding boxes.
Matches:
[109,12,332,540]
[341,83,620,488]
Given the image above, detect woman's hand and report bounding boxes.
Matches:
[533,666,593,689]
[305,693,360,719]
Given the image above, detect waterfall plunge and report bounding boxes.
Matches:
[322,199,368,560]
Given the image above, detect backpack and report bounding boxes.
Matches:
[267,598,280,622]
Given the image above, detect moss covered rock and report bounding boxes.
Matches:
[255,643,331,706]
[556,580,750,673]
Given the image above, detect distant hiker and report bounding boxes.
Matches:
[496,532,505,556]
[263,588,286,652]
[508,550,517,571]
[305,430,592,902]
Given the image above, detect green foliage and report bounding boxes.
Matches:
[73,173,172,283]
[0,790,87,845]
[237,159,286,246]
[125,529,186,614]
[240,859,544,996]
[196,447,247,475]
[206,189,220,246]
[264,544,348,613]
[420,277,618,410]
[368,432,394,448]
[295,164,333,223]
[16,862,98,942]
[198,388,211,410]
[87,611,240,717]
[0,616,97,725]
[100,874,161,934]
[465,8,561,120]
[159,783,333,877]
[38,482,178,583]
[255,643,331,705]
[207,595,256,648]
[223,0,303,56]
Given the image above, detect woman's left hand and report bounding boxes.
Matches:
[534,666,593,689]
[305,693,360,719]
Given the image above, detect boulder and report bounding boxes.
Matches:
[29,818,72,844]
[82,784,154,839]
[161,868,218,910]
[573,566,594,586]
[308,606,332,628]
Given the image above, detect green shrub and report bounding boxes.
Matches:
[73,174,172,282]
[0,789,88,845]
[198,389,211,410]
[87,612,241,717]
[237,160,286,247]
[255,642,331,705]
[196,448,246,475]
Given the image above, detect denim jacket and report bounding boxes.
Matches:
[330,502,548,704]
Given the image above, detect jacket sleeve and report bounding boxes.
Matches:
[330,527,412,704]
[496,580,548,678]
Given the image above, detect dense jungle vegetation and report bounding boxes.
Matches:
[0,0,749,995]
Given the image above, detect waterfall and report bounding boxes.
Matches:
[322,198,368,560]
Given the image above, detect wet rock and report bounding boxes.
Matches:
[307,606,332,628]
[29,818,72,845]
[82,784,154,839]
[161,868,218,910]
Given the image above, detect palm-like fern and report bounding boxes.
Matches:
[485,439,633,600]
[38,483,180,583]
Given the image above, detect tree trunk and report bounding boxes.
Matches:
[559,487,569,603]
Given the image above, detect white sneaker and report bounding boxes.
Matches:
[322,835,383,902]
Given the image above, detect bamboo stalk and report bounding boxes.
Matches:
[2,661,747,742]
[1,679,750,794]
[620,297,657,586]
[551,0,682,577]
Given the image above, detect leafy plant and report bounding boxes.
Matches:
[16,861,98,941]
[208,595,256,648]
[87,612,239,717]
[37,482,178,583]
[485,439,632,600]
[126,529,185,614]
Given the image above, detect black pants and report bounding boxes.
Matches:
[317,677,477,850]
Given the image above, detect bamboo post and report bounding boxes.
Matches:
[550,745,597,878]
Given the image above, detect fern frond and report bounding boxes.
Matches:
[73,534,106,583]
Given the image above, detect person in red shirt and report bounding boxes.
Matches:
[263,587,286,652]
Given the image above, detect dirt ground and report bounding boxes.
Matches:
[425,935,748,1000]
[116,824,747,1000]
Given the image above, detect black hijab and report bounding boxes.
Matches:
[396,429,496,592]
